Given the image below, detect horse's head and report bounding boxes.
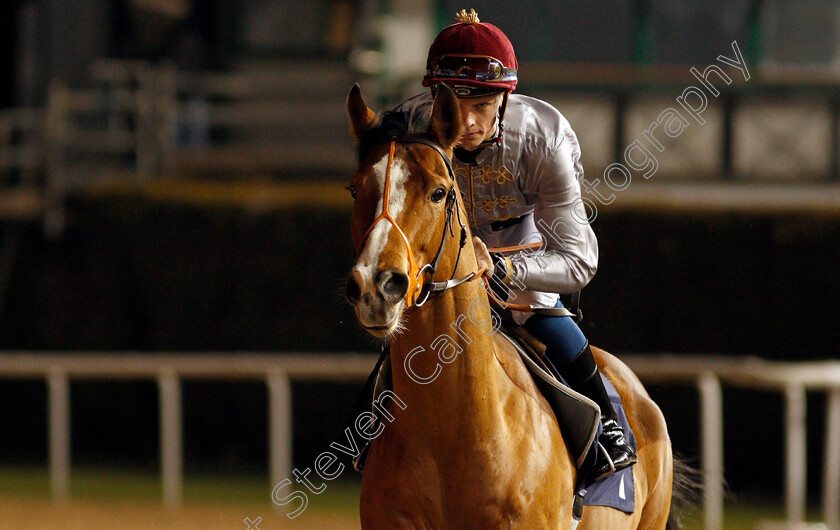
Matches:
[344,84,466,338]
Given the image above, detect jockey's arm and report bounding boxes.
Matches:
[506,127,598,294]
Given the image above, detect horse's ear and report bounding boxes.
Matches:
[347,84,377,140]
[427,84,463,151]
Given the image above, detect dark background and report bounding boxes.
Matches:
[2,0,840,507]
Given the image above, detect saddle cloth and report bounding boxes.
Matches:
[583,375,636,514]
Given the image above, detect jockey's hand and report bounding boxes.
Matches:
[472,236,493,275]
[473,236,509,302]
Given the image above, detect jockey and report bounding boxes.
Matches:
[392,8,636,481]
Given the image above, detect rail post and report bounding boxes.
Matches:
[48,368,71,503]
[699,371,724,530]
[158,370,183,507]
[824,387,840,530]
[784,382,807,523]
[268,371,293,509]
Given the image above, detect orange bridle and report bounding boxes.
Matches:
[358,138,568,317]
[359,138,481,307]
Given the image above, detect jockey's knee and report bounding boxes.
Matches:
[523,312,587,363]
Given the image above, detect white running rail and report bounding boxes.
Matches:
[0,352,838,530]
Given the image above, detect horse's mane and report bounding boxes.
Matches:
[357,109,415,164]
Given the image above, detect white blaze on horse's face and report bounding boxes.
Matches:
[355,153,408,281]
[346,151,412,337]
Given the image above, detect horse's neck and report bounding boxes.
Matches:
[388,282,502,436]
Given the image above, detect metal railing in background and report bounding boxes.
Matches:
[5,59,840,240]
[32,59,357,235]
[14,60,840,184]
[519,63,840,184]
[0,107,44,185]
[0,352,838,530]
[0,106,44,226]
[82,58,357,178]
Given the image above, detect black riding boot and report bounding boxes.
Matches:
[557,342,637,481]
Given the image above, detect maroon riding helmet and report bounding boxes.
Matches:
[423,9,518,98]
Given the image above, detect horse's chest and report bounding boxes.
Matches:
[362,456,562,529]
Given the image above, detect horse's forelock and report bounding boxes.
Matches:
[357,110,412,164]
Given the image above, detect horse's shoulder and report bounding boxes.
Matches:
[491,332,555,418]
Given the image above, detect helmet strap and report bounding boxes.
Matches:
[495,91,509,144]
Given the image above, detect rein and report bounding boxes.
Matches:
[360,137,486,308]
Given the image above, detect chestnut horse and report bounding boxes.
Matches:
[344,84,676,529]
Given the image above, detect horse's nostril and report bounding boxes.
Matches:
[377,269,410,304]
[346,272,363,304]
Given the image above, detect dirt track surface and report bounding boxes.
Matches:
[0,497,360,530]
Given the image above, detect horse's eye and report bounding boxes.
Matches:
[346,185,357,200]
[431,187,447,203]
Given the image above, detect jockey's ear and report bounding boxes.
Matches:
[347,84,377,140]
[428,84,463,151]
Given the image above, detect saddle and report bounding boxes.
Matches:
[348,324,600,476]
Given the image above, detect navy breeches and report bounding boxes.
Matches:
[523,300,588,364]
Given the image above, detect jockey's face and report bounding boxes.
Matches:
[456,92,503,151]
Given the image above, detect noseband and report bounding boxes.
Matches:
[360,138,482,307]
